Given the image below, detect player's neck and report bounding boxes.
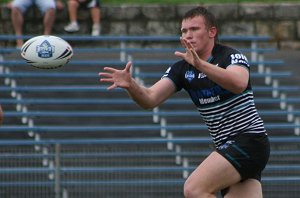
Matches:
[199,48,213,60]
[199,44,214,61]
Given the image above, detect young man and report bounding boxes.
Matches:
[99,6,270,198]
[10,0,64,48]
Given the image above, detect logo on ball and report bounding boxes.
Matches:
[36,40,55,58]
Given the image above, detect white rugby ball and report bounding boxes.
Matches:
[21,35,73,69]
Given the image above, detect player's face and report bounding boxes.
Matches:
[181,16,215,57]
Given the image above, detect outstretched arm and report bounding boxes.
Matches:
[99,61,176,109]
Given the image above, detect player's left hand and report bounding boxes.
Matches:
[175,37,204,69]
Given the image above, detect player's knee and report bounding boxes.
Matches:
[184,179,215,198]
[184,180,202,198]
[184,183,197,198]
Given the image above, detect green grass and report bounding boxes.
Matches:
[102,0,300,4]
[1,0,300,5]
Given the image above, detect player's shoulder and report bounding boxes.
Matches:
[212,43,249,67]
[166,59,190,76]
[213,43,242,56]
[171,59,189,69]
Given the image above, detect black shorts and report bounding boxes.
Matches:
[217,132,270,181]
[78,0,101,8]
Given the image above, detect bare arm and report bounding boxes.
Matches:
[175,38,249,94]
[99,61,176,109]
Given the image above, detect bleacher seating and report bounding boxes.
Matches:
[0,34,300,198]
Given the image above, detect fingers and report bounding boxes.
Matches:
[175,37,193,59]
[102,66,117,73]
[180,37,192,50]
[175,38,188,58]
[98,67,116,89]
[99,61,132,90]
[98,72,111,78]
[125,61,132,72]
[98,68,115,81]
[190,48,199,59]
[99,75,117,90]
[174,51,185,59]
[107,84,117,91]
[98,64,127,77]
[99,61,132,75]
[179,37,186,48]
[175,38,202,67]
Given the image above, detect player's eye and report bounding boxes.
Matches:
[190,27,200,32]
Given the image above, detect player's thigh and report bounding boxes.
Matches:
[35,0,56,14]
[225,179,262,198]
[184,151,241,194]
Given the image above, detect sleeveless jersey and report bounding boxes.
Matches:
[163,43,266,148]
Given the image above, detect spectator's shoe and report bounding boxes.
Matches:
[91,24,101,36]
[64,22,79,33]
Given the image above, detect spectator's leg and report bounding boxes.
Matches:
[64,0,80,32]
[11,7,24,48]
[68,0,79,23]
[35,0,56,35]
[91,7,101,36]
[91,7,100,25]
[43,8,55,35]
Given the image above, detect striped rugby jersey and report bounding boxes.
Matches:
[163,43,266,148]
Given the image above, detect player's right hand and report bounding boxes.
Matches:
[99,61,133,90]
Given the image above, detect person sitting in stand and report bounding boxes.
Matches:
[64,0,102,36]
[10,0,64,48]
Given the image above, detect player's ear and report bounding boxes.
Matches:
[208,26,217,38]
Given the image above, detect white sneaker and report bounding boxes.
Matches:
[91,24,101,36]
[64,22,79,33]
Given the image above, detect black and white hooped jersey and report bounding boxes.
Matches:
[163,43,266,148]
